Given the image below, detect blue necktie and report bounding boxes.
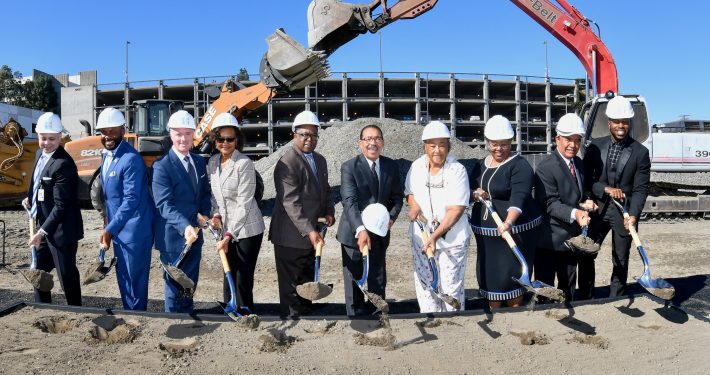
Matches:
[304,153,318,181]
[31,155,47,218]
[185,156,198,193]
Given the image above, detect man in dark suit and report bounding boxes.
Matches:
[583,95,651,298]
[269,110,335,318]
[23,113,83,306]
[337,124,403,317]
[152,110,212,313]
[534,113,596,301]
[96,108,154,311]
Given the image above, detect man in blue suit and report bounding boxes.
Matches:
[96,108,153,311]
[152,110,211,313]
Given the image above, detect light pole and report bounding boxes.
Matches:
[544,40,549,79]
[125,41,130,85]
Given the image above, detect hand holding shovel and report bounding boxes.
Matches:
[20,207,54,292]
[414,215,461,310]
[610,197,675,300]
[161,226,201,293]
[566,204,600,255]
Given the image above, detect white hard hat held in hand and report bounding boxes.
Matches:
[212,112,240,130]
[292,110,321,131]
[484,115,514,140]
[421,121,451,141]
[556,113,585,136]
[35,112,63,134]
[605,96,634,120]
[362,203,390,237]
[95,108,126,130]
[167,110,196,130]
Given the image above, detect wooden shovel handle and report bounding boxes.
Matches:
[419,223,435,258]
[218,248,231,273]
[360,245,369,257]
[185,227,201,246]
[315,241,324,257]
[488,210,517,248]
[29,218,35,238]
[621,212,642,248]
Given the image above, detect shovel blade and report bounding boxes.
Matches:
[162,263,195,291]
[20,269,54,292]
[639,276,676,300]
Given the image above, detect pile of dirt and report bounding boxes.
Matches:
[256,118,487,200]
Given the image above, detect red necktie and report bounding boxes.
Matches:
[570,160,577,180]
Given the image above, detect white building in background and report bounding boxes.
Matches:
[0,102,43,136]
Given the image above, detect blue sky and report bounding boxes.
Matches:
[5,0,709,123]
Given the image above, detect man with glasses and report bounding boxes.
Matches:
[583,96,650,298]
[336,124,403,317]
[269,110,335,318]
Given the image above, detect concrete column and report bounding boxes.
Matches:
[415,72,421,125]
[483,74,490,122]
[342,72,348,121]
[158,80,164,100]
[515,76,522,151]
[124,82,131,130]
[193,78,200,119]
[449,73,456,138]
[268,101,274,154]
[545,77,552,152]
[379,72,385,118]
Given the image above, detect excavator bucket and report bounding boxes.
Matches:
[260,29,330,91]
[307,0,370,54]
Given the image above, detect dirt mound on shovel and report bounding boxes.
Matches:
[296,282,332,300]
[22,269,54,291]
[646,287,675,300]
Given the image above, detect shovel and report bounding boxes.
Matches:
[19,207,54,292]
[82,246,117,285]
[349,245,389,314]
[414,217,461,310]
[610,198,675,300]
[215,247,260,328]
[161,228,201,293]
[477,196,565,302]
[296,220,333,300]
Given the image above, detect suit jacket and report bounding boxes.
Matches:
[269,144,335,249]
[27,146,84,247]
[535,151,585,250]
[207,151,265,239]
[152,148,211,253]
[336,154,403,248]
[101,140,153,244]
[583,136,651,218]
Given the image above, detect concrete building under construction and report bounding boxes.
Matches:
[59,71,581,156]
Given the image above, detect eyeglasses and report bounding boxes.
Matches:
[361,136,383,143]
[295,132,319,140]
[216,137,236,143]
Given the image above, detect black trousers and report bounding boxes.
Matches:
[222,233,263,312]
[274,244,315,318]
[34,238,82,306]
[587,202,633,297]
[341,234,387,317]
[535,247,595,301]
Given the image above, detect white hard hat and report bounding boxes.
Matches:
[421,121,451,141]
[35,112,63,134]
[605,96,634,120]
[484,115,514,140]
[212,112,240,130]
[95,108,126,130]
[362,203,390,237]
[556,113,585,136]
[292,110,321,131]
[167,110,196,130]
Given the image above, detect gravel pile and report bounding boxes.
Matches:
[256,118,487,200]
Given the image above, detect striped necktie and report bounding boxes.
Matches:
[31,154,48,218]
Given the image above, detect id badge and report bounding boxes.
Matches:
[38,188,45,202]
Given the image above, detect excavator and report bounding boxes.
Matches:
[45,0,708,217]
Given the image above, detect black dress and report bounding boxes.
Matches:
[470,155,542,301]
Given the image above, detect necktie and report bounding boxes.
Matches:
[185,155,198,193]
[569,160,577,180]
[304,153,318,181]
[371,160,380,199]
[31,155,47,218]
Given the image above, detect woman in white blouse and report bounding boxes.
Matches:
[208,113,265,312]
[405,121,471,313]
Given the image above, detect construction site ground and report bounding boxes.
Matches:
[1,206,709,374]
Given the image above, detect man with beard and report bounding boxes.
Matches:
[337,124,403,317]
[269,110,335,318]
[583,96,651,298]
[96,108,153,310]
